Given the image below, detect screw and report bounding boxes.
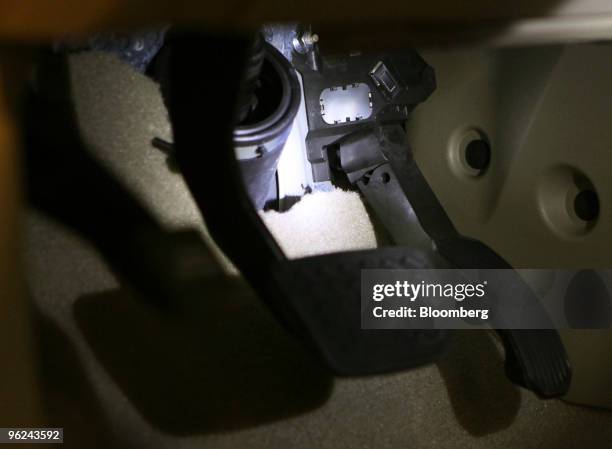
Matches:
[293,31,319,54]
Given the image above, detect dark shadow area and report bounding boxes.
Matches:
[315,0,567,53]
[436,330,521,436]
[33,308,115,449]
[74,276,334,436]
[361,199,394,248]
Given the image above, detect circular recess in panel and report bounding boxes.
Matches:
[448,127,491,178]
[537,165,599,238]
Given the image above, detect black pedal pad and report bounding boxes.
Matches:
[271,249,448,375]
